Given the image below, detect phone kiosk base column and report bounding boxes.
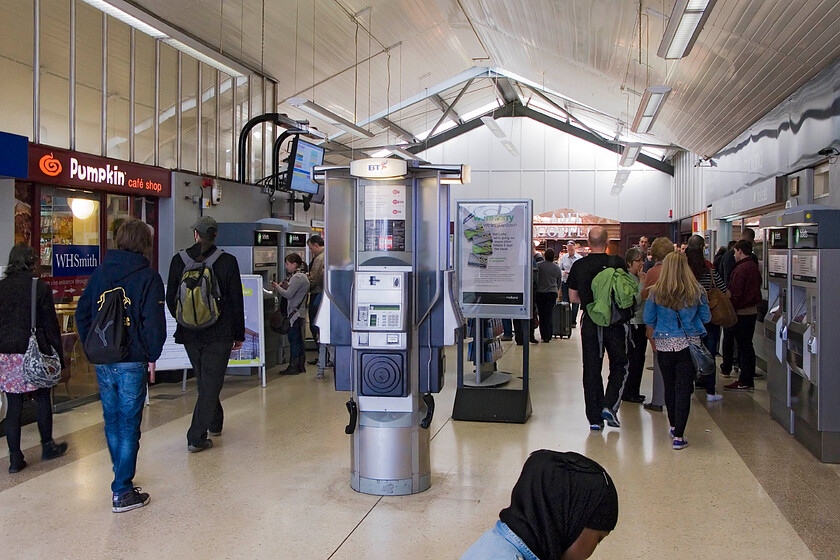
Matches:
[317,159,466,495]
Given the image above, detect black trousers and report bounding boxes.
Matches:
[308,292,321,343]
[535,292,557,341]
[657,348,694,438]
[734,314,758,386]
[4,388,53,455]
[513,319,537,344]
[580,315,629,424]
[625,324,647,399]
[185,341,232,444]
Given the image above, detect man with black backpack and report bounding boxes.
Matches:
[166,216,245,454]
[567,226,631,431]
[76,219,166,513]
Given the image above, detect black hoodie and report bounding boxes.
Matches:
[76,250,166,363]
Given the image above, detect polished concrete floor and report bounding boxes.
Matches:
[1,334,838,559]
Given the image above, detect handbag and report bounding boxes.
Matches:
[707,287,737,328]
[677,311,716,380]
[270,309,291,335]
[21,278,62,389]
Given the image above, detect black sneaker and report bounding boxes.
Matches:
[112,487,150,513]
[187,439,214,453]
[208,429,222,437]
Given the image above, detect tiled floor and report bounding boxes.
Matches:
[1,335,836,559]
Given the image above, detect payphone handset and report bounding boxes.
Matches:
[352,271,408,350]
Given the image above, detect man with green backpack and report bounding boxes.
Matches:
[166,216,245,453]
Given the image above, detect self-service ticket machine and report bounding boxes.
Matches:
[760,217,792,433]
[781,206,840,462]
[217,221,285,369]
[315,158,466,495]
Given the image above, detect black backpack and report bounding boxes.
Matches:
[83,287,131,364]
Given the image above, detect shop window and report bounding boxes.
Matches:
[39,188,100,302]
[0,0,35,138]
[105,195,157,262]
[15,183,34,246]
[814,163,830,198]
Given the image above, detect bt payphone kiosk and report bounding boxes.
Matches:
[760,215,792,433]
[781,206,840,462]
[315,158,466,495]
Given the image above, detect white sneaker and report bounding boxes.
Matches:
[706,393,723,402]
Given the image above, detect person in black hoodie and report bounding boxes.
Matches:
[76,219,166,513]
[0,243,68,474]
[461,450,618,560]
[166,216,245,454]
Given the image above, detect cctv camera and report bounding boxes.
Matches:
[818,147,839,156]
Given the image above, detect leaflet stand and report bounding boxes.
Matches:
[452,200,532,424]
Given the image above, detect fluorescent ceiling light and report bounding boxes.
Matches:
[631,86,672,134]
[481,116,506,138]
[287,98,374,139]
[610,185,623,196]
[657,0,717,59]
[81,0,249,77]
[614,169,631,185]
[501,140,519,157]
[619,143,642,167]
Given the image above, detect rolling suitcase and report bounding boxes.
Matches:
[554,301,573,339]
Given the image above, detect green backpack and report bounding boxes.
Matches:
[175,249,223,329]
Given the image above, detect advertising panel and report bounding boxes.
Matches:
[456,200,532,319]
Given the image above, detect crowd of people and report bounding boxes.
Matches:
[1,217,328,514]
[525,226,763,450]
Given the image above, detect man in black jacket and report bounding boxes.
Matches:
[166,216,245,453]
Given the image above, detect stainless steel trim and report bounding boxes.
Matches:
[69,0,75,150]
[176,51,182,169]
[33,0,40,143]
[129,28,135,161]
[101,12,107,156]
[196,62,202,173]
[215,70,221,176]
[154,40,159,166]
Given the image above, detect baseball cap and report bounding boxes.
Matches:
[192,216,218,235]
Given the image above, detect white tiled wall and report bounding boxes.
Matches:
[418,118,673,222]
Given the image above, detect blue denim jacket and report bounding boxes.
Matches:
[643,295,711,339]
[460,521,539,560]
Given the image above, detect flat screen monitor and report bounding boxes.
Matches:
[285,137,324,196]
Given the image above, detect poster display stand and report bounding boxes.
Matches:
[155,274,267,389]
[453,200,532,423]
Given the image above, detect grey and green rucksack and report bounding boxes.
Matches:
[175,249,223,329]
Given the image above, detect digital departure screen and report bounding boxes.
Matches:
[288,138,324,194]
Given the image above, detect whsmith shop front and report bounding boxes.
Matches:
[16,144,171,407]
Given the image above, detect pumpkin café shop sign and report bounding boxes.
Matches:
[28,144,172,198]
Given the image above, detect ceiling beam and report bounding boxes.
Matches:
[429,94,464,124]
[407,102,674,176]
[375,117,418,144]
[494,76,521,105]
[428,78,474,137]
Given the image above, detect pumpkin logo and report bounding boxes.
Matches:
[39,153,62,177]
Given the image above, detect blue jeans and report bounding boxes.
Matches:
[95,362,147,496]
[460,521,539,560]
[287,317,305,359]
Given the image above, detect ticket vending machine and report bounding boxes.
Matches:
[315,158,466,495]
[760,217,792,433]
[782,206,840,462]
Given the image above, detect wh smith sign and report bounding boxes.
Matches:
[29,144,171,197]
[52,245,100,277]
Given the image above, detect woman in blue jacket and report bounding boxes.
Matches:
[76,219,166,513]
[644,252,711,450]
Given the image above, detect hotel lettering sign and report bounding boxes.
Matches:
[28,144,171,197]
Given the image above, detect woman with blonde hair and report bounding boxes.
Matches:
[644,252,711,450]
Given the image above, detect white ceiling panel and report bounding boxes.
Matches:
[128,0,840,158]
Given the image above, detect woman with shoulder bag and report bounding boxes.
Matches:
[272,253,310,375]
[686,248,727,402]
[644,252,711,451]
[0,243,68,473]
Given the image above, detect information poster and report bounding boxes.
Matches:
[456,200,532,319]
[156,275,265,371]
[364,184,407,252]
